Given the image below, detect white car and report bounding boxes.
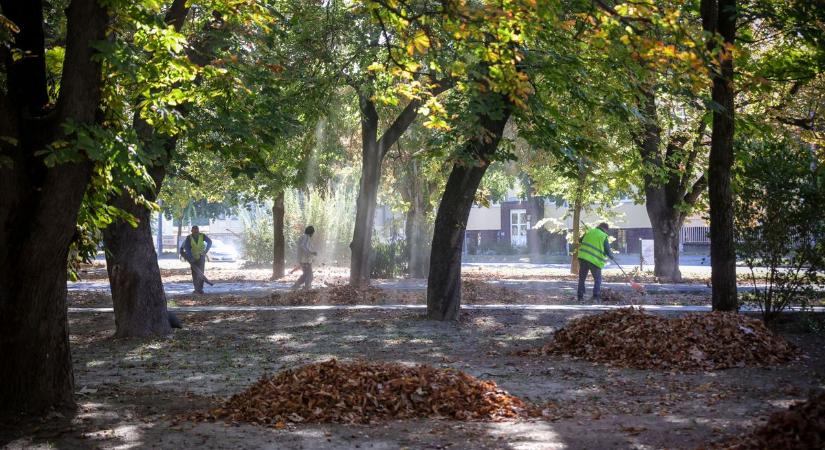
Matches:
[207,239,238,262]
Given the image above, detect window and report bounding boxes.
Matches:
[510,209,528,247]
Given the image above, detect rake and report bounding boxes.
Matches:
[610,257,645,294]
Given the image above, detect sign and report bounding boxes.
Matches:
[640,239,654,270]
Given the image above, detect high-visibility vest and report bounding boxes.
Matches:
[191,234,206,260]
[578,228,608,269]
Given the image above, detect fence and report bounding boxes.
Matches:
[680,226,710,244]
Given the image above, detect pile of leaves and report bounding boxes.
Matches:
[191,359,532,426]
[706,392,825,449]
[518,308,797,370]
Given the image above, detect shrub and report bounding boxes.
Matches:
[734,139,825,321]
[370,238,407,279]
[241,211,273,266]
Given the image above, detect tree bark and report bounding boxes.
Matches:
[0,0,107,414]
[349,96,381,286]
[101,0,189,337]
[569,169,586,274]
[405,201,431,278]
[349,86,449,286]
[702,0,738,311]
[176,219,183,255]
[103,165,172,337]
[427,101,511,321]
[400,157,432,278]
[637,89,708,282]
[647,209,683,281]
[272,191,285,279]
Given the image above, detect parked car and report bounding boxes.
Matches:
[207,239,238,262]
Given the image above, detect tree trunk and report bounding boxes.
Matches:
[402,158,431,278]
[103,162,172,337]
[0,0,107,414]
[569,169,586,274]
[702,0,738,310]
[176,217,183,255]
[157,203,164,255]
[427,102,511,321]
[272,191,285,279]
[406,202,431,278]
[349,87,449,286]
[101,0,191,337]
[349,106,381,286]
[527,194,544,260]
[647,206,684,282]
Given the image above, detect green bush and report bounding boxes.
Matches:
[734,139,825,321]
[241,211,273,266]
[370,238,407,279]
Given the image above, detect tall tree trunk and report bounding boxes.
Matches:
[427,101,511,321]
[103,161,172,337]
[402,158,432,278]
[0,0,107,414]
[647,204,683,282]
[349,86,449,286]
[406,202,431,278]
[272,191,285,279]
[349,98,381,285]
[527,193,544,260]
[101,0,189,337]
[176,219,183,255]
[157,202,164,255]
[702,0,738,310]
[569,169,586,274]
[637,88,708,282]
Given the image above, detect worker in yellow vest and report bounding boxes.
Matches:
[180,225,212,294]
[577,222,613,303]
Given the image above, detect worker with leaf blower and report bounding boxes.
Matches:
[180,225,212,294]
[577,222,613,303]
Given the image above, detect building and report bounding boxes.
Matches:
[465,197,709,255]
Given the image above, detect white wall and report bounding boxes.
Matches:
[467,206,501,231]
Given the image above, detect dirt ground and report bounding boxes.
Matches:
[2,306,824,449]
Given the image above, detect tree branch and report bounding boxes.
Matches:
[377,81,451,154]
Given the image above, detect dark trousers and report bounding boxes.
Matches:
[577,259,602,301]
[292,263,313,290]
[190,256,206,293]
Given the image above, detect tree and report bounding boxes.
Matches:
[102,0,197,338]
[0,0,109,413]
[634,89,707,282]
[702,0,738,311]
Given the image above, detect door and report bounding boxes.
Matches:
[510,209,528,247]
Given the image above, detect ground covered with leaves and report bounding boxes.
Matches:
[3,307,824,449]
[707,391,825,449]
[519,308,798,370]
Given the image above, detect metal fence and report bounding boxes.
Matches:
[680,226,710,244]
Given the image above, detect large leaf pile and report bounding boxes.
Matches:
[520,308,796,370]
[193,359,532,426]
[707,392,825,449]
